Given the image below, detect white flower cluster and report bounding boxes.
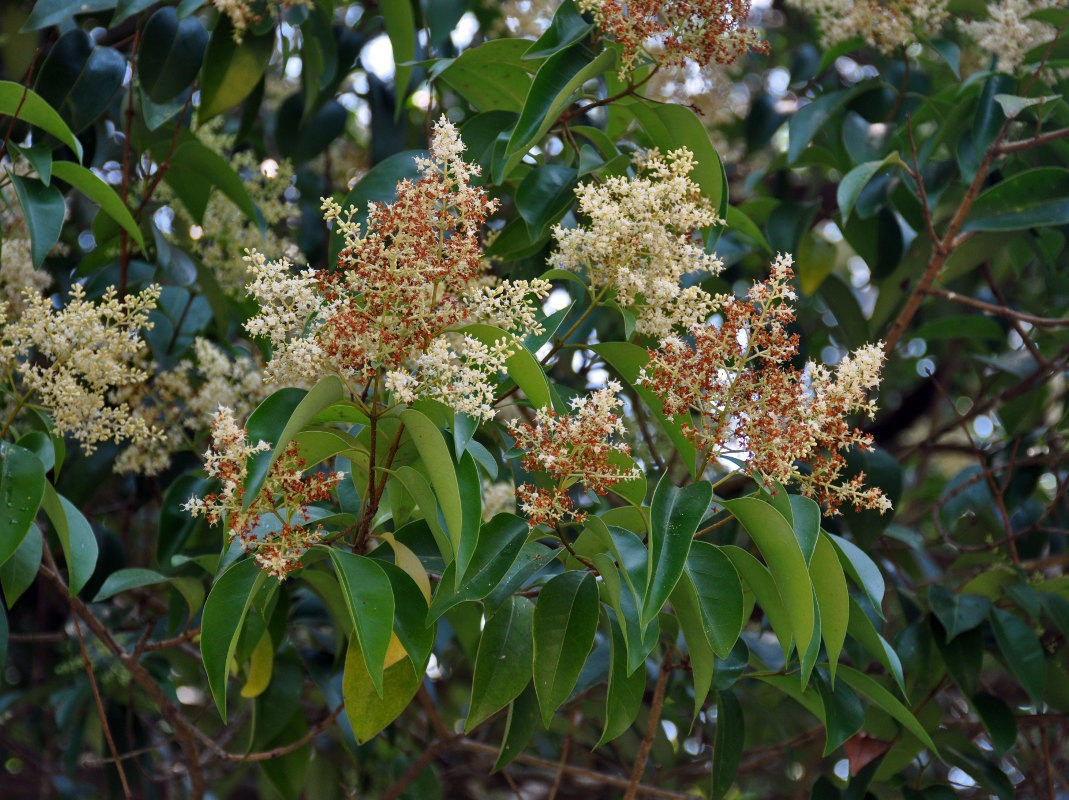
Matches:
[550,147,724,339]
[0,238,52,316]
[786,0,949,52]
[960,0,1066,74]
[0,284,163,454]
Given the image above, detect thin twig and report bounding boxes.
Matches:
[624,653,672,800]
[927,286,1069,328]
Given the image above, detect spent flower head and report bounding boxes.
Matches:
[640,254,890,514]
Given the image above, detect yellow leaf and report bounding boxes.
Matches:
[240,629,274,698]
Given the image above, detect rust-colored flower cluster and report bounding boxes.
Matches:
[184,408,343,578]
[508,382,642,527]
[578,0,768,75]
[640,254,890,514]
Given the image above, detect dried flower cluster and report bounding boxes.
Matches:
[786,0,949,52]
[577,0,768,75]
[640,255,890,514]
[183,407,343,578]
[0,284,163,454]
[551,147,724,340]
[115,338,271,475]
[244,117,550,420]
[508,381,642,527]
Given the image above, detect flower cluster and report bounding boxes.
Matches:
[550,147,724,340]
[244,117,550,419]
[508,381,642,527]
[183,407,343,579]
[0,238,51,317]
[786,0,949,52]
[0,284,164,454]
[114,338,271,475]
[212,0,311,41]
[960,0,1065,74]
[577,0,768,76]
[640,255,890,514]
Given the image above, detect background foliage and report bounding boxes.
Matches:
[0,0,1068,798]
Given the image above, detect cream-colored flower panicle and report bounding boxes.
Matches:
[184,407,343,579]
[243,116,551,420]
[0,284,163,454]
[786,0,949,52]
[640,254,891,515]
[960,0,1066,74]
[550,147,724,340]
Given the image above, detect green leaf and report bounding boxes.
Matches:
[624,99,729,217]
[846,597,905,695]
[711,689,743,800]
[10,175,64,268]
[599,610,646,745]
[814,670,863,755]
[506,44,617,163]
[643,476,711,626]
[33,30,125,134]
[789,494,821,566]
[21,0,116,30]
[381,0,415,118]
[160,135,261,225]
[928,584,990,642]
[725,204,772,253]
[684,542,744,658]
[200,558,265,721]
[826,534,885,618]
[494,684,540,771]
[515,164,578,239]
[401,408,464,553]
[138,7,208,104]
[343,632,422,744]
[533,571,599,725]
[40,484,97,597]
[92,568,168,602]
[437,39,536,113]
[9,142,53,185]
[963,168,1069,231]
[0,442,46,568]
[972,692,1017,756]
[197,18,274,123]
[50,161,144,250]
[837,153,902,222]
[721,545,793,661]
[837,665,939,754]
[427,514,528,622]
[524,0,593,58]
[0,81,83,161]
[327,549,395,697]
[0,520,42,608]
[460,323,553,409]
[811,534,849,682]
[994,92,1061,119]
[466,596,535,731]
[788,89,853,165]
[989,607,1046,703]
[724,497,817,671]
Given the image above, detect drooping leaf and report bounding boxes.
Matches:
[523,0,593,58]
[11,175,64,268]
[0,442,46,568]
[51,161,144,250]
[826,533,885,618]
[33,30,125,133]
[0,521,43,608]
[598,610,646,745]
[814,669,864,755]
[989,607,1046,703]
[494,684,540,771]
[0,81,82,160]
[533,571,599,725]
[928,584,990,642]
[40,484,97,598]
[138,7,208,103]
[684,542,745,658]
[327,549,395,697]
[343,632,422,744]
[837,666,939,754]
[972,692,1018,756]
[711,689,744,799]
[811,534,850,682]
[466,596,535,731]
[643,475,711,626]
[197,18,274,123]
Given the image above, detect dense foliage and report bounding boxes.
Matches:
[1,1,1068,798]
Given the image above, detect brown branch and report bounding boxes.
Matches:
[927,286,1069,328]
[379,739,451,800]
[997,125,1069,153]
[624,653,672,800]
[548,706,579,800]
[211,705,344,762]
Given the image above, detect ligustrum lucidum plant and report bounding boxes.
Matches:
[2,0,1069,797]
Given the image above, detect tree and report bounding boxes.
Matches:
[0,0,1067,797]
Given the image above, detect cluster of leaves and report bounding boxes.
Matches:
[0,1,1067,799]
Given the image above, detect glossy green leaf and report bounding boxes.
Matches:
[50,161,144,250]
[9,143,52,185]
[401,408,463,551]
[934,622,983,697]
[160,135,261,225]
[684,542,744,658]
[814,669,863,755]
[21,0,116,31]
[837,153,902,222]
[11,175,64,268]
[711,689,743,799]
[437,39,536,112]
[343,632,422,744]
[197,18,274,123]
[0,520,42,608]
[40,484,97,598]
[515,164,578,239]
[672,571,716,716]
[644,476,711,626]
[928,584,990,642]
[466,595,535,731]
[788,89,854,165]
[524,1,593,58]
[811,534,849,682]
[533,571,599,725]
[33,30,125,133]
[494,684,540,771]
[461,323,553,409]
[788,494,821,565]
[837,666,939,754]
[972,692,1017,756]
[0,442,45,568]
[0,81,83,161]
[328,549,395,697]
[846,597,905,695]
[721,545,793,660]
[381,0,415,117]
[200,558,265,721]
[138,7,208,103]
[599,610,646,745]
[427,514,528,621]
[92,568,168,602]
[964,168,1069,231]
[483,540,557,610]
[826,533,885,618]
[724,497,816,666]
[990,607,1046,703]
[506,44,617,162]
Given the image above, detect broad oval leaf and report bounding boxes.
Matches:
[0,442,46,568]
[327,549,395,697]
[139,7,208,104]
[437,39,536,113]
[11,175,64,268]
[33,29,125,134]
[645,475,711,628]
[928,584,990,642]
[466,595,535,731]
[963,167,1069,231]
[533,571,599,725]
[343,632,422,744]
[685,542,745,658]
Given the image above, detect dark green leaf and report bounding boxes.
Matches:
[22,0,116,31]
[11,175,64,268]
[684,542,744,658]
[929,584,990,642]
[92,568,168,602]
[599,610,646,744]
[9,142,53,185]
[197,18,274,123]
[811,534,849,681]
[0,442,46,568]
[494,684,540,771]
[328,549,395,697]
[533,571,599,725]
[381,0,415,116]
[466,596,535,730]
[990,607,1046,703]
[815,669,864,755]
[437,39,536,112]
[838,153,902,222]
[0,519,42,608]
[837,666,939,754]
[643,475,711,626]
[160,135,261,225]
[33,30,125,133]
[788,89,852,165]
[964,168,1069,231]
[515,164,578,239]
[711,689,743,799]
[972,692,1017,756]
[40,484,97,598]
[524,1,593,58]
[138,7,208,104]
